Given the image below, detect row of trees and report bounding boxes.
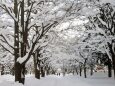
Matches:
[49,0,115,79]
[0,0,115,85]
[0,0,91,84]
[84,3,115,78]
[69,2,115,79]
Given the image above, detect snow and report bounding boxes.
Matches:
[0,72,115,86]
[17,54,29,64]
[0,75,22,86]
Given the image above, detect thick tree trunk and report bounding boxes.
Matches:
[15,62,25,84]
[35,68,40,79]
[34,64,40,79]
[14,0,22,83]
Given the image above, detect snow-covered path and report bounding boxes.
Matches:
[25,73,115,86]
[0,72,115,86]
[25,75,92,86]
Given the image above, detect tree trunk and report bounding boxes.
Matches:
[72,70,74,75]
[33,53,40,79]
[41,67,45,77]
[1,65,4,75]
[110,47,115,78]
[35,68,40,79]
[46,70,49,75]
[107,59,112,77]
[84,67,87,78]
[14,0,21,84]
[76,68,78,75]
[112,56,115,78]
[84,58,87,78]
[79,67,82,76]
[90,66,93,76]
[46,69,49,75]
[108,42,115,78]
[46,66,50,75]
[108,65,112,77]
[15,62,25,84]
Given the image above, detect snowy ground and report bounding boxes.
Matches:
[0,72,115,86]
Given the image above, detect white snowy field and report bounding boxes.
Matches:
[0,72,115,86]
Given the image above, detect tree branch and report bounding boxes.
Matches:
[0,34,14,49]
